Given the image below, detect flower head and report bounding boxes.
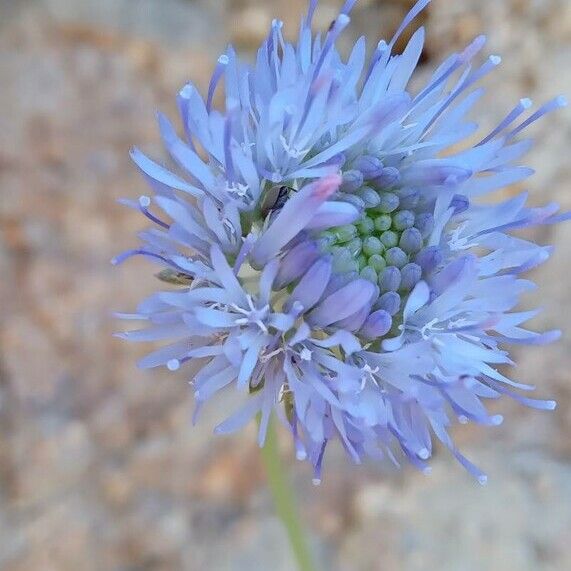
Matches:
[115,0,568,483]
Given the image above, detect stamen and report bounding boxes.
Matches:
[111,249,176,268]
[389,0,431,50]
[448,223,475,251]
[138,196,170,229]
[364,40,389,83]
[261,347,284,363]
[360,364,380,389]
[313,13,351,79]
[229,297,270,334]
[207,54,229,112]
[413,35,486,107]
[478,98,533,145]
[223,113,236,183]
[423,55,501,134]
[304,0,318,29]
[420,317,440,339]
[167,359,180,371]
[508,95,568,139]
[176,83,197,150]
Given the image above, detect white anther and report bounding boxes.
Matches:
[222,218,236,234]
[420,318,440,340]
[261,347,284,363]
[280,135,310,159]
[448,223,476,251]
[225,181,250,198]
[230,297,270,334]
[360,364,380,389]
[299,347,312,361]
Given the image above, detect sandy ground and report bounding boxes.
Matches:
[1,0,570,569]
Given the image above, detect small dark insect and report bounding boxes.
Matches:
[155,268,194,286]
[260,185,294,218]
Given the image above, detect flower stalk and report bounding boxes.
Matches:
[260,417,317,571]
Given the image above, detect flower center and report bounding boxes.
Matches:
[317,181,438,322]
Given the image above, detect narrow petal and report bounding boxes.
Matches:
[210,244,247,304]
[305,201,361,230]
[274,241,320,290]
[287,256,332,312]
[250,175,342,268]
[309,279,376,327]
[194,307,237,328]
[360,310,392,339]
[130,147,203,196]
[214,394,264,434]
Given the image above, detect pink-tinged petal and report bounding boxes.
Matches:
[305,201,361,230]
[250,175,342,268]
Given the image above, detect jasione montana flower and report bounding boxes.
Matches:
[115,0,568,484]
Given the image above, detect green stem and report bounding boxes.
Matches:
[260,418,318,571]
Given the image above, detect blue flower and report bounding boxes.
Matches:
[115,0,568,483]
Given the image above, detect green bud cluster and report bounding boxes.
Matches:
[318,188,433,295]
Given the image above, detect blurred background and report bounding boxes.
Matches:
[1,0,571,569]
